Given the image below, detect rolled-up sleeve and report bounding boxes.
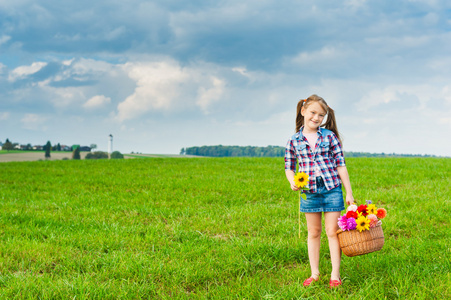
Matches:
[284,139,297,171]
[330,134,346,167]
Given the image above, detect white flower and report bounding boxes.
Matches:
[346,204,358,212]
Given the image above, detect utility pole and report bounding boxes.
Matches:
[108,134,113,159]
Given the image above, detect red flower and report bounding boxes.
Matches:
[376,208,387,219]
[357,204,368,216]
[346,211,358,219]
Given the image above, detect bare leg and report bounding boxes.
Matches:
[304,212,322,279]
[324,211,342,281]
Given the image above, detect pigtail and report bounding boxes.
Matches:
[295,99,305,132]
[322,106,342,144]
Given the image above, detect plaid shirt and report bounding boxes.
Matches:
[285,127,346,193]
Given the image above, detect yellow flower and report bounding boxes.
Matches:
[294,172,309,188]
[367,204,378,215]
[355,215,370,232]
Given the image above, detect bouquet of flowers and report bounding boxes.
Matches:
[337,200,387,232]
[336,200,387,257]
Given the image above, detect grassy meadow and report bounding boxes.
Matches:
[0,157,450,299]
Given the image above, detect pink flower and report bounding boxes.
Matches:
[346,204,358,212]
[367,214,378,228]
[346,218,357,231]
[338,215,349,231]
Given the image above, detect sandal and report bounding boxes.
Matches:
[329,278,342,288]
[303,276,320,287]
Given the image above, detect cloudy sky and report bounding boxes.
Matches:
[1,0,451,156]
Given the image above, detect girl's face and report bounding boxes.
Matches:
[301,101,327,132]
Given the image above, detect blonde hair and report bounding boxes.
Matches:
[295,94,341,143]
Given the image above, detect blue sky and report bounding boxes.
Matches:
[1,0,451,156]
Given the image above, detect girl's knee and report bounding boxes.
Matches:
[325,227,338,239]
[308,227,322,239]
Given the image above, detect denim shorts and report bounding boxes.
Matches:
[300,177,345,213]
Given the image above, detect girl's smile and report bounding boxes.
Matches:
[301,102,327,133]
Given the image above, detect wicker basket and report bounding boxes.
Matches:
[336,222,385,257]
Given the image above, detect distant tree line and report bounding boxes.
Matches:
[343,152,439,158]
[180,145,441,158]
[0,138,95,152]
[182,145,285,157]
[2,138,123,160]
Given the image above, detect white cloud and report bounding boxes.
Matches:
[83,95,112,109]
[344,0,368,8]
[365,35,431,50]
[357,88,403,110]
[115,60,188,121]
[438,117,451,125]
[423,12,439,25]
[104,26,126,41]
[115,59,229,121]
[21,113,47,130]
[292,46,345,66]
[25,58,129,110]
[196,77,225,114]
[9,62,47,81]
[0,62,6,74]
[0,112,10,120]
[232,67,257,82]
[441,85,451,104]
[71,58,114,76]
[356,84,435,111]
[407,0,440,6]
[62,58,75,66]
[0,35,11,45]
[38,83,87,108]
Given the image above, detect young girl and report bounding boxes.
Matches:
[284,94,354,288]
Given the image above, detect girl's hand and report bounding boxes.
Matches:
[345,194,354,206]
[290,181,300,191]
[285,170,301,191]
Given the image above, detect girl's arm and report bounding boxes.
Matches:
[337,166,354,205]
[285,169,300,191]
[284,139,301,192]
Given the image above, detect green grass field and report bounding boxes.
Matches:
[0,150,34,154]
[0,157,449,299]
